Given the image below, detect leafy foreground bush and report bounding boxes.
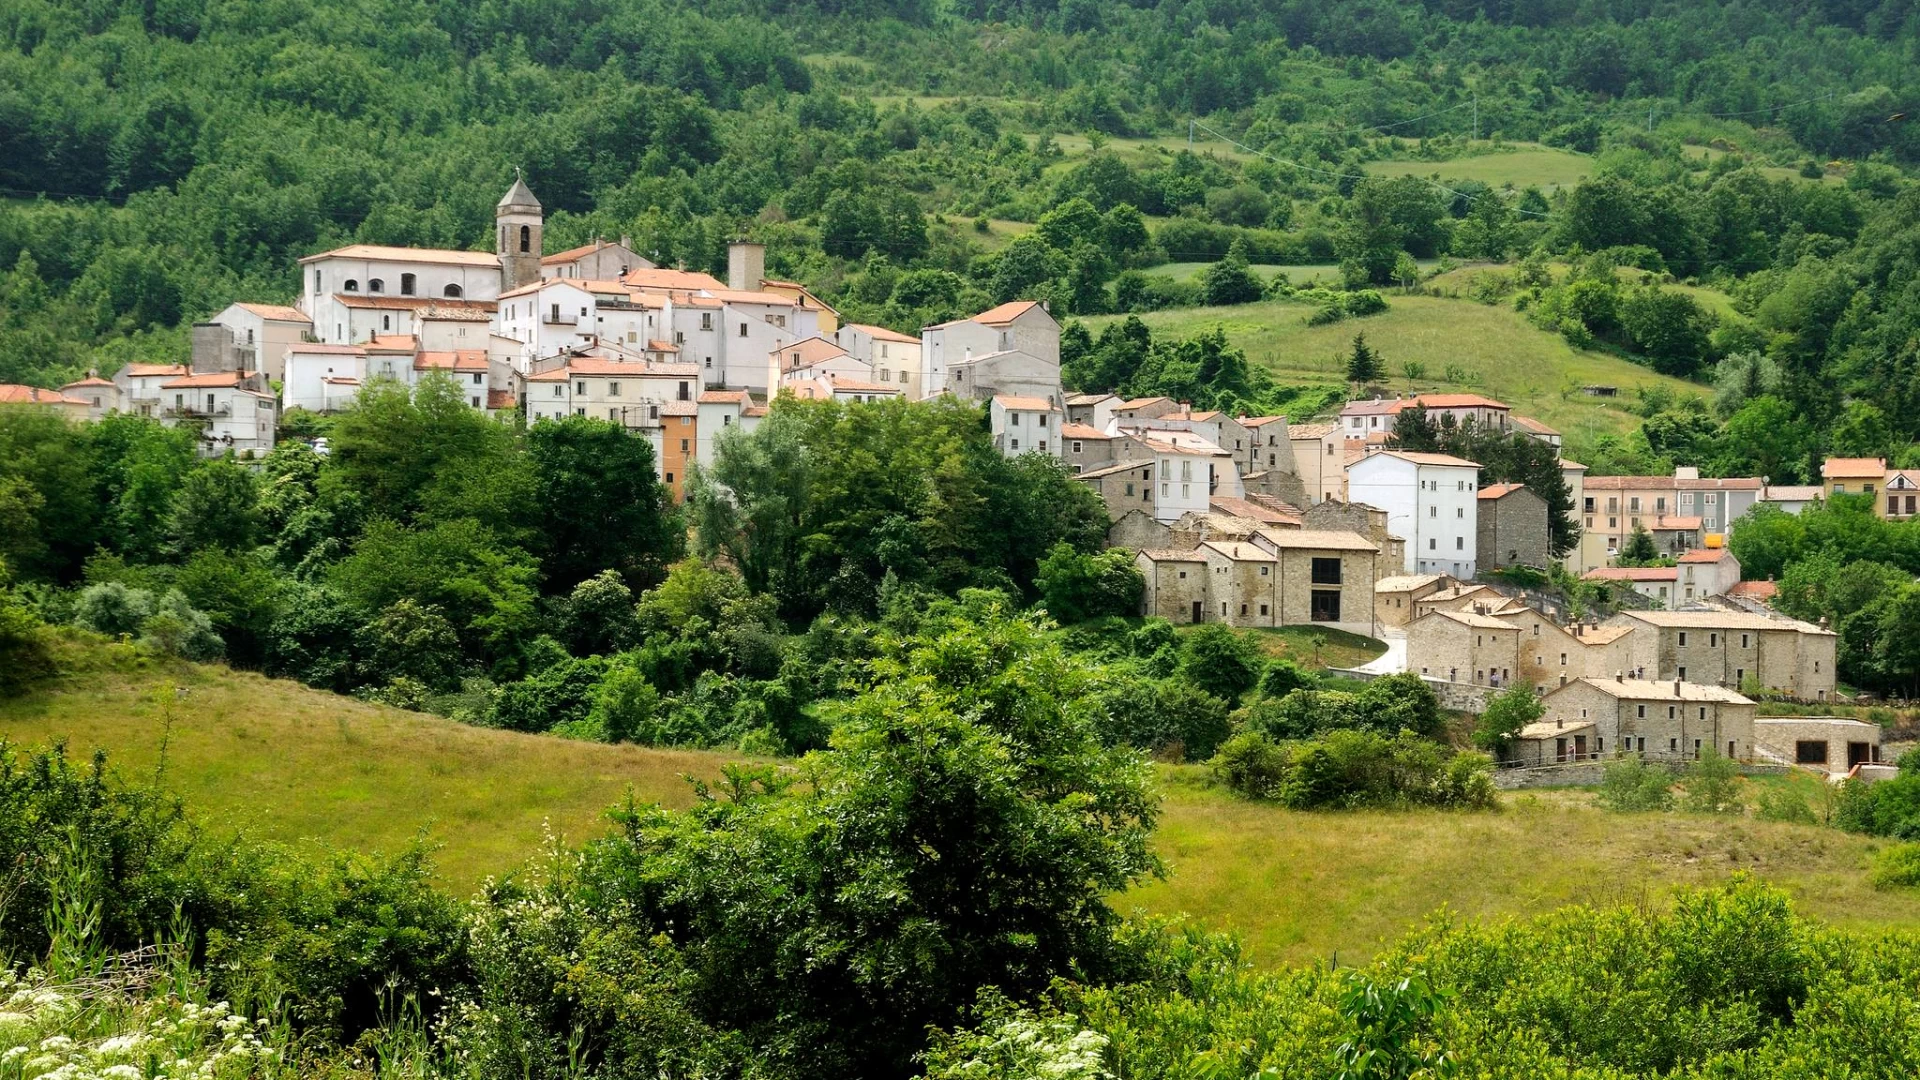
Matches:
[1597,756,1677,811]
[1836,749,1920,839]
[1210,728,1496,810]
[1869,843,1920,891]
[0,965,283,1080]
[928,876,1920,1079]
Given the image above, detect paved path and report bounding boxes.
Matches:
[1354,627,1407,676]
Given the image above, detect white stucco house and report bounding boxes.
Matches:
[1345,449,1482,576]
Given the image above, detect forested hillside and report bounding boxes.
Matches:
[6,0,1920,454]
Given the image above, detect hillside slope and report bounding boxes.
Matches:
[0,648,730,888]
[8,648,1914,967]
[1085,295,1703,444]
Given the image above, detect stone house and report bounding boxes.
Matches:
[1412,583,1501,620]
[1407,609,1522,688]
[1061,422,1117,473]
[1064,392,1119,429]
[1248,529,1380,636]
[1607,610,1838,701]
[1581,566,1680,606]
[1374,573,1455,628]
[1475,482,1549,570]
[1753,716,1882,775]
[1493,607,1598,692]
[1674,546,1741,601]
[1288,422,1344,504]
[1075,460,1157,521]
[1303,499,1404,571]
[1517,677,1755,766]
[1107,509,1171,551]
[1135,549,1209,623]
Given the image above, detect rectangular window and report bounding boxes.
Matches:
[1795,740,1828,765]
[608,382,621,396]
[1678,666,1686,680]
[1709,633,1718,647]
[1311,558,1342,585]
[1637,705,1646,718]
[739,322,748,337]
[576,381,587,395]
[1310,589,1341,622]
[1678,632,1687,647]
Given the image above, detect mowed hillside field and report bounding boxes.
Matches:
[1085,295,1705,441]
[6,651,1911,967]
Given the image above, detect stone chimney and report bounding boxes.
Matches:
[1616,671,1624,682]
[1674,679,1682,695]
[728,241,765,292]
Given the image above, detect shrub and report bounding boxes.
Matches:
[1869,843,1920,890]
[1681,750,1744,814]
[490,655,609,733]
[1209,729,1495,810]
[72,581,156,637]
[1597,756,1674,812]
[1755,785,1817,824]
[137,590,225,661]
[1343,289,1389,317]
[1474,685,1543,754]
[1094,676,1231,760]
[1211,730,1291,800]
[0,573,54,696]
[1177,624,1263,703]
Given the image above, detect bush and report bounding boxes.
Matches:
[1343,289,1388,317]
[0,573,54,696]
[137,590,225,661]
[490,655,609,733]
[1597,756,1675,812]
[1094,676,1231,760]
[1177,624,1263,703]
[73,581,156,637]
[1681,750,1744,814]
[1755,785,1817,824]
[1210,729,1495,810]
[1869,843,1920,890]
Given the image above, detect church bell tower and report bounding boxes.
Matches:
[497,171,543,292]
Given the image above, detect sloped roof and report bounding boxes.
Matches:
[1477,482,1529,500]
[1258,528,1378,552]
[498,175,541,210]
[1562,677,1751,703]
[301,244,498,267]
[1423,609,1520,630]
[1201,540,1277,562]
[1240,415,1287,428]
[1583,566,1678,582]
[1060,422,1112,440]
[162,371,256,389]
[1288,422,1338,439]
[993,395,1060,411]
[414,350,489,372]
[1822,457,1888,478]
[1353,450,1480,469]
[698,390,753,405]
[622,267,729,291]
[1512,415,1559,436]
[1677,547,1735,563]
[1621,610,1832,634]
[1375,573,1449,592]
[0,385,91,406]
[845,322,919,344]
[120,363,191,378]
[1074,460,1155,480]
[232,303,311,322]
[1210,497,1300,525]
[971,300,1046,326]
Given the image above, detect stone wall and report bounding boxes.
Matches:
[1495,759,1791,789]
[1427,678,1499,713]
[1108,509,1170,551]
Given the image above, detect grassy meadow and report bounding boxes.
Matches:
[1360,143,1595,191]
[8,647,1913,968]
[1084,294,1706,441]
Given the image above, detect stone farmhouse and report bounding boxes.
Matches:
[1516,676,1756,766]
[1604,610,1838,701]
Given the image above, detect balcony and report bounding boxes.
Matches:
[165,404,232,420]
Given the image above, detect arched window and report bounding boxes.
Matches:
[519,225,531,253]
[368,278,384,293]
[400,273,416,296]
[343,279,359,292]
[443,284,463,298]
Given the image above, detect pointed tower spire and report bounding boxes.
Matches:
[496,169,544,291]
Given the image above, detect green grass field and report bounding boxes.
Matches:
[9,650,1911,968]
[1360,143,1595,191]
[1084,294,1706,442]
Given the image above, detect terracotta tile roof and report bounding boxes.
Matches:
[1728,579,1779,601]
[365,335,418,352]
[1583,566,1678,582]
[287,343,366,356]
[1060,423,1112,440]
[993,395,1060,411]
[1257,528,1377,552]
[1560,459,1588,471]
[841,323,917,346]
[1354,450,1480,469]
[1240,415,1287,427]
[774,336,851,369]
[0,384,91,406]
[660,400,699,416]
[1512,414,1559,435]
[646,339,680,353]
[120,363,191,378]
[621,267,728,291]
[300,244,499,267]
[334,295,496,316]
[60,377,115,389]
[743,405,770,417]
[1117,397,1171,411]
[1676,477,1762,491]
[1477,482,1528,500]
[1649,515,1703,530]
[1064,393,1116,405]
[1677,547,1734,563]
[1822,457,1888,478]
[321,376,362,385]
[1340,398,1401,416]
[498,278,589,300]
[162,371,256,389]
[527,359,701,381]
[1563,677,1751,703]
[414,350,489,372]
[232,303,311,322]
[826,378,902,394]
[540,240,636,265]
[1411,392,1509,410]
[1288,422,1338,439]
[968,300,1045,326]
[698,390,752,405]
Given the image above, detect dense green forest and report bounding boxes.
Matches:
[7,0,1920,449]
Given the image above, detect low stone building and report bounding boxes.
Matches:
[1106,508,1170,551]
[1062,422,1117,473]
[1753,716,1881,775]
[1374,573,1455,628]
[1475,482,1549,570]
[1135,548,1209,624]
[1408,609,1523,688]
[1303,499,1404,572]
[1412,583,1500,620]
[1074,460,1157,520]
[1493,607,1599,693]
[1249,528,1380,637]
[1516,677,1755,766]
[1607,610,1838,702]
